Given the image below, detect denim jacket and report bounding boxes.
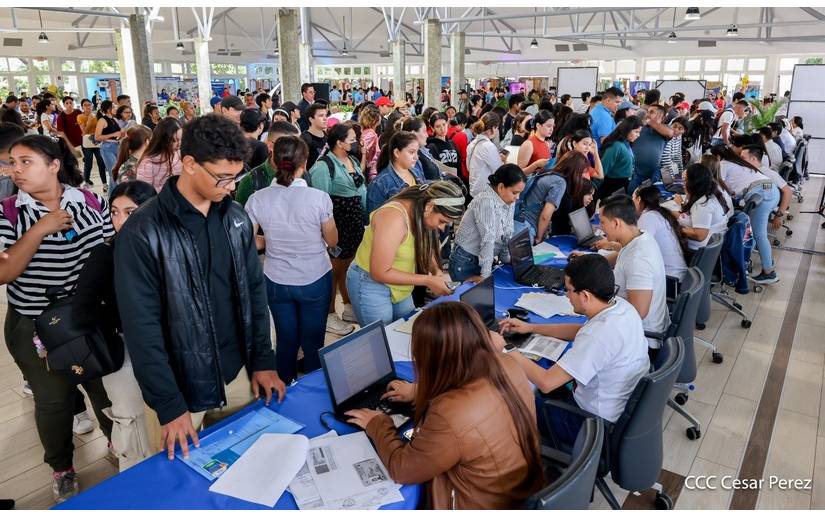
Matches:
[366,163,428,215]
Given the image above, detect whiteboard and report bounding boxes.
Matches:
[556,67,598,100]
[788,102,825,137]
[789,64,825,102]
[654,80,707,103]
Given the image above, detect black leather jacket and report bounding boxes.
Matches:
[114,177,275,424]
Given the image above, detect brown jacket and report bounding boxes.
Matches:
[365,355,541,509]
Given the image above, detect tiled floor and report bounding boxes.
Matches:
[1,179,824,509]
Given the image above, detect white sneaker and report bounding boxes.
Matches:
[22,381,33,396]
[72,411,95,435]
[326,313,354,336]
[341,304,358,323]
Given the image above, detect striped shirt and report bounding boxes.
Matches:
[454,184,514,277]
[659,136,684,175]
[0,186,114,317]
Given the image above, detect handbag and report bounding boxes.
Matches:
[34,288,124,384]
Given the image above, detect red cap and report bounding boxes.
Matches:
[375,96,393,107]
[677,101,690,110]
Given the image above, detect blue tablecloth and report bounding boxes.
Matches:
[56,366,419,510]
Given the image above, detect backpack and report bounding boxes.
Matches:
[1,189,101,227]
[513,171,553,222]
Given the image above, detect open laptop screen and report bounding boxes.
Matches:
[569,207,595,242]
[320,322,393,406]
[508,228,534,278]
[460,275,496,326]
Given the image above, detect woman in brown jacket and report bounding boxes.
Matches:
[346,302,543,509]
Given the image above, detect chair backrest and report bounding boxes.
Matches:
[665,268,704,383]
[607,337,684,492]
[526,418,604,510]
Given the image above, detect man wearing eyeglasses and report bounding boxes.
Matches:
[114,113,285,461]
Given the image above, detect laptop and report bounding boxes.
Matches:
[318,321,412,420]
[660,165,686,194]
[569,207,602,248]
[508,229,565,291]
[460,275,529,350]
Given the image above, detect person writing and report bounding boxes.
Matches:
[449,164,526,281]
[367,131,427,215]
[500,254,650,446]
[516,110,553,174]
[246,136,339,383]
[346,181,464,325]
[346,302,542,509]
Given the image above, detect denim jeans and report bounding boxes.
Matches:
[100,140,118,182]
[346,263,415,326]
[745,183,780,272]
[265,271,332,383]
[82,146,108,184]
[448,245,481,282]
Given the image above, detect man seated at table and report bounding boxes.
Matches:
[499,254,650,446]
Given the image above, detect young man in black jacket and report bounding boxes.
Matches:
[114,113,286,460]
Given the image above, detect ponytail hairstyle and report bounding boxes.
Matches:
[97,100,114,119]
[634,185,690,255]
[683,163,730,215]
[10,134,83,187]
[112,125,152,179]
[376,130,419,173]
[488,163,527,189]
[470,112,501,136]
[272,135,309,186]
[388,180,464,274]
[139,117,183,184]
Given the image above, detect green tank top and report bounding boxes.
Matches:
[354,201,416,303]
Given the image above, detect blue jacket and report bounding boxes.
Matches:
[366,163,428,215]
[720,211,754,294]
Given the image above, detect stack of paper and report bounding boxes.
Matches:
[290,431,403,510]
[532,241,567,263]
[515,292,575,319]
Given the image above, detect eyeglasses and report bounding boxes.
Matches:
[197,162,249,188]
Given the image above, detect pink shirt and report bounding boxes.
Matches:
[135,152,183,192]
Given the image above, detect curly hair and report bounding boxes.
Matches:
[180,113,249,163]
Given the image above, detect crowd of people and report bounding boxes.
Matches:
[0,76,809,508]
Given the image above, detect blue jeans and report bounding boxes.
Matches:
[448,245,481,282]
[265,271,332,383]
[100,141,118,183]
[745,183,780,272]
[346,264,415,326]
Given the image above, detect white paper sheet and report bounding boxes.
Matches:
[519,335,569,362]
[209,433,309,507]
[515,292,575,318]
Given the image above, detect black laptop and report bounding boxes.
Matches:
[661,165,686,194]
[569,207,602,248]
[460,275,530,349]
[318,321,412,420]
[507,228,565,291]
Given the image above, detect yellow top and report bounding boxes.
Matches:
[354,201,416,303]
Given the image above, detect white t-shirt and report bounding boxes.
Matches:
[713,110,736,139]
[682,195,727,250]
[759,165,787,189]
[764,139,783,171]
[638,210,688,278]
[556,297,650,423]
[614,231,670,348]
[720,161,769,195]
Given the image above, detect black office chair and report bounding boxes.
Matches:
[540,337,685,510]
[525,417,604,510]
[690,233,724,364]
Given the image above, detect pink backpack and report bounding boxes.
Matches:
[1,189,101,227]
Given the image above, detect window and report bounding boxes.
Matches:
[726,59,744,72]
[748,58,766,71]
[32,59,49,72]
[13,76,29,94]
[663,60,680,72]
[154,63,163,74]
[684,59,701,72]
[8,58,28,72]
[779,58,798,71]
[171,63,184,74]
[645,60,661,72]
[704,59,721,72]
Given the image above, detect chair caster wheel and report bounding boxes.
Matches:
[674,393,688,405]
[695,322,706,331]
[686,427,701,441]
[712,352,723,364]
[655,492,674,510]
[741,319,752,328]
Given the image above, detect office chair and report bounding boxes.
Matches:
[647,268,705,440]
[525,417,604,510]
[690,233,724,364]
[540,337,684,510]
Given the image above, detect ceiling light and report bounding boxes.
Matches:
[530,38,538,49]
[37,32,49,44]
[726,24,738,37]
[685,8,700,21]
[175,41,184,51]
[667,32,677,43]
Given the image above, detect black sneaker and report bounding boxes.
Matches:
[752,271,779,285]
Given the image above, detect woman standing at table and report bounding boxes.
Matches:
[346,301,542,509]
[449,164,526,281]
[347,181,464,325]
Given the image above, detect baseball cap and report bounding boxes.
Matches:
[375,96,393,107]
[220,95,244,111]
[698,101,716,112]
[677,101,690,110]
